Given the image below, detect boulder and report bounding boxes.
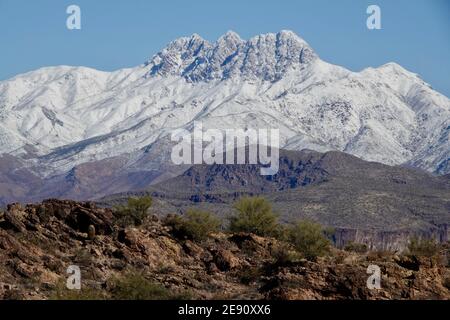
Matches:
[212,249,241,271]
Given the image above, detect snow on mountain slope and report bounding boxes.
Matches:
[0,30,448,183]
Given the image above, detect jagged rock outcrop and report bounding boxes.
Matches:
[146,30,317,82]
[0,200,449,300]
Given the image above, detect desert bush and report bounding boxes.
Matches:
[344,242,368,254]
[287,220,331,261]
[270,243,302,266]
[323,226,336,242]
[228,196,279,237]
[113,196,153,227]
[51,272,191,300]
[110,272,190,300]
[407,236,440,257]
[165,210,221,241]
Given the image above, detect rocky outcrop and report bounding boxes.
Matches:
[0,200,449,300]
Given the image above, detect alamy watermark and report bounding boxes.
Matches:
[66,265,81,290]
[170,122,280,175]
[367,264,381,290]
[64,5,381,31]
[367,5,381,30]
[66,5,81,30]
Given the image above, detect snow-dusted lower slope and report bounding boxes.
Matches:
[0,30,448,185]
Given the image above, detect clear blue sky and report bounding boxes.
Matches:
[0,0,449,96]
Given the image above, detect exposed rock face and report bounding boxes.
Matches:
[0,200,449,300]
[264,254,450,300]
[146,30,317,82]
[333,226,449,252]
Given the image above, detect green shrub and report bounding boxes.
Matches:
[51,272,192,300]
[407,236,440,258]
[113,196,153,227]
[110,272,190,300]
[165,210,221,241]
[344,242,368,254]
[323,226,336,242]
[228,196,279,237]
[287,220,331,261]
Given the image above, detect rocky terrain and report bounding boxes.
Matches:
[1,200,449,300]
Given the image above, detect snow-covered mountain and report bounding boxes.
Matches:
[0,30,449,203]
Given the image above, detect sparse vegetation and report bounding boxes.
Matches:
[50,281,105,300]
[165,209,221,241]
[344,242,368,254]
[228,196,279,237]
[110,272,191,300]
[270,243,302,266]
[113,196,153,227]
[4,198,450,301]
[50,272,191,300]
[407,236,440,257]
[287,220,331,261]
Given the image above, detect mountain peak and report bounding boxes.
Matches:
[277,29,304,40]
[359,62,420,84]
[377,62,416,76]
[188,33,209,46]
[278,29,297,36]
[220,30,242,41]
[216,30,244,49]
[146,30,317,81]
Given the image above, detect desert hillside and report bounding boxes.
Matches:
[0,199,449,300]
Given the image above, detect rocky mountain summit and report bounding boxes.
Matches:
[146,30,317,82]
[1,200,449,300]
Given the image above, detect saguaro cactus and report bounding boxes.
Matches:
[87,224,96,240]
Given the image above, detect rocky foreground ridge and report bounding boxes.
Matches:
[0,200,449,300]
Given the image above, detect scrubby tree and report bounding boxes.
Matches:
[228,196,279,237]
[114,196,153,227]
[287,220,330,260]
[165,209,221,241]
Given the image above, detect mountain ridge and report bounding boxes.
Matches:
[0,30,449,205]
[100,148,450,243]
